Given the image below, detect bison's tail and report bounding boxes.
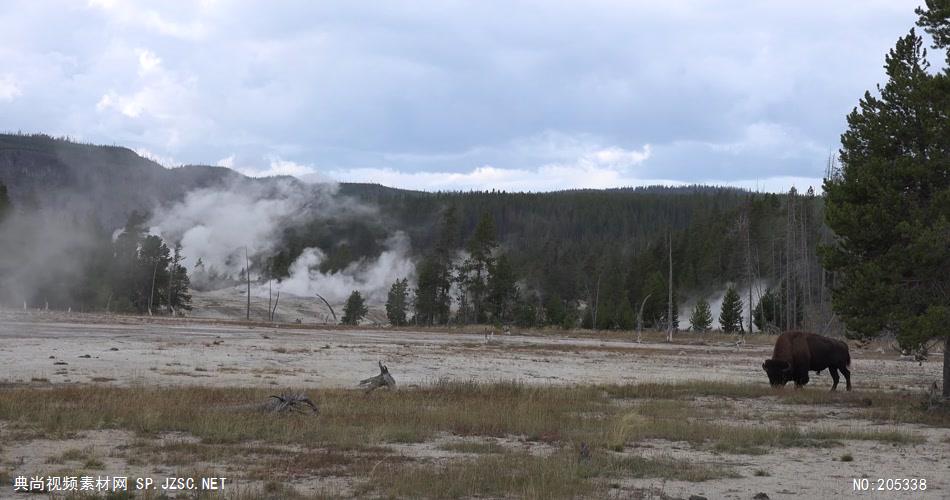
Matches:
[845,349,851,368]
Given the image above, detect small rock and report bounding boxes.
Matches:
[53,361,67,365]
[49,356,55,359]
[753,493,770,500]
[690,495,708,500]
[109,347,119,351]
[79,354,91,358]
[678,350,687,355]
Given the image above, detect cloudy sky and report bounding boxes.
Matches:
[0,1,922,192]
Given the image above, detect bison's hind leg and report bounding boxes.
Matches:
[840,366,852,391]
[829,367,840,391]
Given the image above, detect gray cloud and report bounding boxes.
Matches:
[0,0,920,191]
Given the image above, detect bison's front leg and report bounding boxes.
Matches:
[793,371,809,389]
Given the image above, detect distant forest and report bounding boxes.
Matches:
[0,133,831,332]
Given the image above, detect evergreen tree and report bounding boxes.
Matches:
[616,292,636,330]
[137,235,171,313]
[413,207,457,325]
[168,243,192,312]
[561,302,579,330]
[689,298,713,332]
[434,206,458,323]
[752,288,777,332]
[413,256,442,325]
[341,290,368,325]
[719,287,744,333]
[386,278,410,326]
[512,292,537,327]
[543,294,567,326]
[487,253,518,324]
[0,182,11,223]
[824,4,950,395]
[459,212,497,323]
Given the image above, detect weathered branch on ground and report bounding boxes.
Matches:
[263,392,319,414]
[360,361,395,393]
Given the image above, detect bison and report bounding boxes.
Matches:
[762,331,852,391]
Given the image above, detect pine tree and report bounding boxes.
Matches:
[386,278,410,326]
[689,298,713,332]
[543,294,567,327]
[824,5,950,395]
[719,287,744,333]
[459,212,497,323]
[341,290,368,325]
[168,243,192,312]
[616,292,636,330]
[413,256,442,325]
[752,288,778,332]
[413,207,457,325]
[487,253,518,324]
[0,182,11,223]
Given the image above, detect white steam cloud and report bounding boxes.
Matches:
[149,178,308,277]
[148,177,414,305]
[680,279,769,332]
[266,232,415,304]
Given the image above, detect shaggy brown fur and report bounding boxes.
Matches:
[762,331,852,391]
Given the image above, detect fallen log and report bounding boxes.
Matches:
[360,361,396,393]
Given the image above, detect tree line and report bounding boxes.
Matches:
[0,187,192,315]
[326,187,829,333]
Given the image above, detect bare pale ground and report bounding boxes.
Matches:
[0,307,947,499]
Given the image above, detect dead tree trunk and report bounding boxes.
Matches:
[315,293,336,323]
[148,261,158,316]
[667,231,673,342]
[245,247,251,321]
[360,361,396,393]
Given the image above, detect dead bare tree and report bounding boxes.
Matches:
[147,261,158,316]
[270,290,280,322]
[360,361,396,393]
[667,231,673,342]
[636,293,652,343]
[245,246,251,321]
[315,292,337,323]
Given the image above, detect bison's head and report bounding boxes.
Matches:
[762,359,792,387]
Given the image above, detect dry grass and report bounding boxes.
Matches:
[0,380,608,447]
[364,449,736,499]
[438,440,507,454]
[0,379,939,498]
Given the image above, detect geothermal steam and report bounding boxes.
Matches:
[148,177,414,304]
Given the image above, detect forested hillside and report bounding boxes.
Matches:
[0,133,832,331]
[0,133,242,229]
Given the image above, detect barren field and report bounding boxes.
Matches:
[1,309,948,499]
